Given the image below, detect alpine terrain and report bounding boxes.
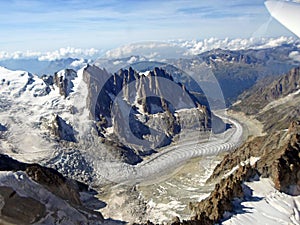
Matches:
[0,36,300,224]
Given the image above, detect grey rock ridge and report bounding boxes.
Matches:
[147,119,299,225]
[0,154,104,225]
[168,44,299,106]
[43,114,77,142]
[82,65,221,152]
[0,57,87,76]
[167,67,300,225]
[232,66,300,115]
[135,65,300,225]
[54,68,77,97]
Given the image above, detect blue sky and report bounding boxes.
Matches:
[0,0,295,53]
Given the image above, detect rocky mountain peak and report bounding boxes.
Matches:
[43,114,77,142]
[232,66,300,115]
[82,64,111,119]
[83,65,213,151]
[0,154,104,224]
[54,69,77,97]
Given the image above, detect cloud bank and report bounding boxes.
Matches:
[0,47,101,61]
[0,37,298,62]
[104,36,298,59]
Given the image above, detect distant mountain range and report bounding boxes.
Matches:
[176,59,300,225]
[0,57,88,76]
[96,43,300,107]
[1,39,300,224]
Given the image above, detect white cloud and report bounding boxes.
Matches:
[70,58,86,68]
[0,47,101,61]
[113,60,122,65]
[0,37,298,62]
[181,36,297,56]
[104,42,186,59]
[289,51,300,62]
[103,36,298,60]
[127,56,138,64]
[38,47,100,61]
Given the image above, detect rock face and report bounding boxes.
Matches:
[94,67,206,124]
[26,164,82,205]
[82,65,112,119]
[0,154,104,224]
[232,66,300,115]
[0,186,46,225]
[54,69,77,97]
[171,45,298,106]
[209,120,300,196]
[83,65,213,152]
[43,114,77,142]
[189,165,257,223]
[125,62,208,102]
[257,121,300,195]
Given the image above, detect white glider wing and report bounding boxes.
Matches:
[265,0,300,38]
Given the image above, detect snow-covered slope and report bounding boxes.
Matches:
[0,64,244,188]
[0,67,60,159]
[0,66,106,163]
[223,178,300,225]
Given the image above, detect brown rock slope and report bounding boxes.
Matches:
[169,68,300,224]
[163,119,299,225]
[0,154,104,224]
[231,66,300,115]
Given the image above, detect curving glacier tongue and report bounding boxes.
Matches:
[0,65,241,186]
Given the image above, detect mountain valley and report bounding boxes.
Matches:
[0,40,300,224]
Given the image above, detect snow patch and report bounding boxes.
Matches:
[224,157,260,178]
[223,178,300,225]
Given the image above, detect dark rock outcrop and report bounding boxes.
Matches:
[0,123,7,132]
[257,120,300,195]
[25,164,82,205]
[0,186,46,225]
[48,114,77,142]
[84,65,214,152]
[0,154,104,223]
[189,165,257,223]
[82,65,112,119]
[0,154,27,171]
[54,69,77,97]
[232,66,300,115]
[209,120,300,196]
